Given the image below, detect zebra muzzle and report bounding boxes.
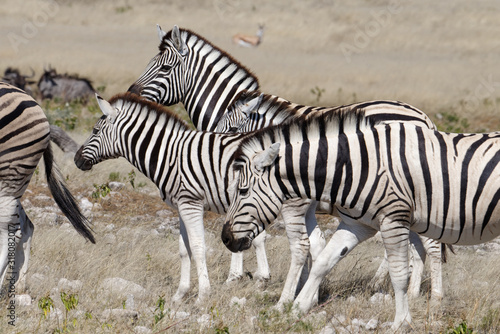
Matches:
[74,146,93,171]
[221,222,252,253]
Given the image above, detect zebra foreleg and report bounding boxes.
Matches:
[226,251,244,283]
[277,204,311,309]
[297,201,325,295]
[173,217,192,303]
[251,231,270,282]
[176,202,210,304]
[293,221,377,314]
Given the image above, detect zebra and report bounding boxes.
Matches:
[0,82,95,291]
[221,109,500,330]
[127,25,445,307]
[75,92,273,303]
[128,25,270,284]
[128,25,259,132]
[216,89,447,305]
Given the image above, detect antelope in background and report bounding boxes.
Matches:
[232,24,264,47]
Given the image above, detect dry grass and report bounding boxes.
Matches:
[1,165,500,333]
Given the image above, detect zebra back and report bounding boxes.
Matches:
[0,82,50,198]
[231,109,500,245]
[0,82,94,243]
[217,90,437,133]
[128,25,259,132]
[76,93,247,214]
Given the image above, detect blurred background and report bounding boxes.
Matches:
[1,0,500,131]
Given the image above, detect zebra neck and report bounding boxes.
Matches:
[116,112,193,187]
[180,38,259,131]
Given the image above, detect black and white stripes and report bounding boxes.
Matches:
[75,93,271,303]
[0,82,94,291]
[221,110,500,329]
[128,25,259,131]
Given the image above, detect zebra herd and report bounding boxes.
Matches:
[3,24,500,331]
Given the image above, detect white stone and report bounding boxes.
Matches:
[125,294,135,310]
[134,326,152,334]
[101,277,146,299]
[197,313,212,327]
[108,182,125,191]
[80,198,94,211]
[365,318,379,330]
[318,326,335,334]
[58,278,83,292]
[103,233,117,244]
[48,308,64,322]
[171,310,190,320]
[230,296,247,306]
[15,294,32,306]
[370,292,391,305]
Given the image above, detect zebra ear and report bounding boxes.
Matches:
[95,93,118,123]
[157,24,167,41]
[172,25,188,56]
[241,93,264,117]
[254,143,280,171]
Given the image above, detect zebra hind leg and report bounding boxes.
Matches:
[12,201,34,293]
[0,196,19,293]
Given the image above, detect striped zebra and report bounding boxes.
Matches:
[221,109,500,330]
[128,25,259,132]
[0,82,95,290]
[75,93,269,303]
[217,89,446,305]
[128,25,270,283]
[127,25,445,306]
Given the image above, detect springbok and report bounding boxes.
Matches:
[232,24,264,47]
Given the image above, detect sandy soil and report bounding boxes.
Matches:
[1,0,500,117]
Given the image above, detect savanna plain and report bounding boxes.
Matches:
[1,0,500,333]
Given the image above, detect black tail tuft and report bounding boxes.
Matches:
[44,144,96,244]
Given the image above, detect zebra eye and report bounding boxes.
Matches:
[160,64,172,72]
[92,127,99,135]
[239,187,249,197]
[228,127,238,133]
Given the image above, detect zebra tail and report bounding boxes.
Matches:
[441,243,456,263]
[43,144,96,244]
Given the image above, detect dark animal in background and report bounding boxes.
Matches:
[1,67,36,96]
[38,67,95,102]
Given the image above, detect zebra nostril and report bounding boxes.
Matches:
[221,222,233,246]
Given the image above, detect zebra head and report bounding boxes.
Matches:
[222,142,282,253]
[128,25,188,105]
[74,94,121,171]
[215,91,264,133]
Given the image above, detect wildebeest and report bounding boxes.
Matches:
[38,67,95,102]
[1,67,36,96]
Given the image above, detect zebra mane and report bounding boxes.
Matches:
[108,92,189,128]
[235,108,376,163]
[159,27,259,85]
[231,89,298,118]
